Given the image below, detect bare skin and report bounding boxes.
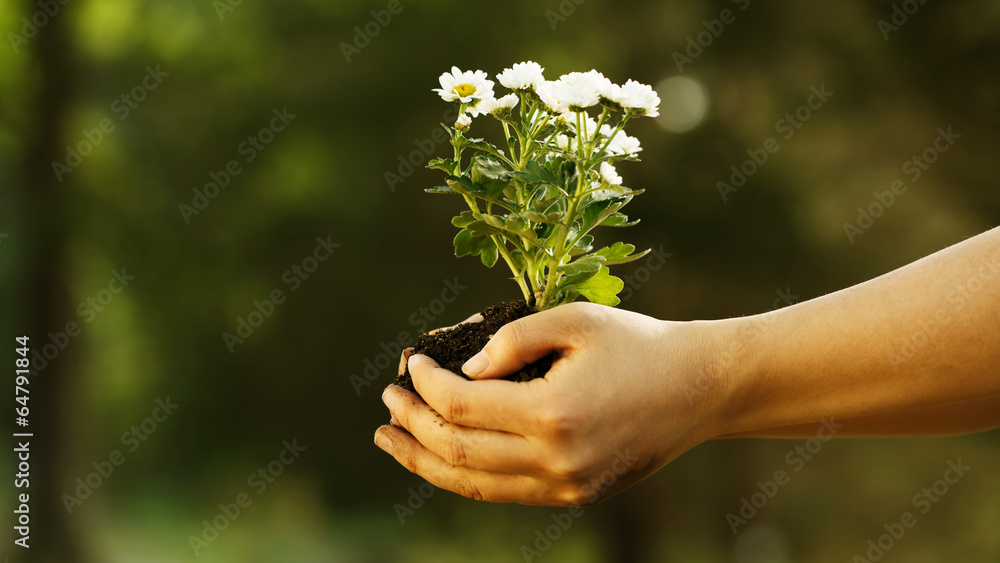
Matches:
[374,226,1000,505]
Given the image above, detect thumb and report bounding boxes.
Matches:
[461,305,580,379]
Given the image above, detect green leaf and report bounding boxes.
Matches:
[557,255,605,277]
[467,220,502,237]
[482,179,510,200]
[581,197,626,231]
[509,249,527,272]
[558,267,601,288]
[503,184,519,200]
[521,211,567,224]
[427,157,458,174]
[472,155,509,181]
[453,229,474,257]
[574,266,624,306]
[425,185,457,194]
[505,214,527,232]
[602,213,640,228]
[452,210,477,228]
[466,138,505,158]
[446,175,477,194]
[569,234,594,256]
[480,243,499,267]
[525,160,558,184]
[512,159,558,187]
[596,242,632,261]
[596,242,650,265]
[470,233,494,255]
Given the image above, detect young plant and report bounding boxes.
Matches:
[429,62,660,311]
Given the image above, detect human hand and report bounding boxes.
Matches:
[374,302,738,506]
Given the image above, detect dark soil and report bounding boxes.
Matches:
[393,300,553,395]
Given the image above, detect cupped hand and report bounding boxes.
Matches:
[374,302,737,506]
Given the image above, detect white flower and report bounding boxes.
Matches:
[615,79,660,117]
[555,134,575,152]
[536,80,569,113]
[433,66,495,104]
[499,93,519,108]
[600,162,622,185]
[584,70,618,100]
[579,115,601,141]
[556,72,601,110]
[455,113,472,130]
[600,125,642,156]
[611,133,642,155]
[497,61,545,91]
[473,93,519,117]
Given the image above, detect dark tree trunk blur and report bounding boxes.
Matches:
[22,1,81,561]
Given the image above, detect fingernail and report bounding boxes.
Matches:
[382,387,396,411]
[374,431,392,453]
[462,351,489,376]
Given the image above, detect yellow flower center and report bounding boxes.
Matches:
[453,83,476,98]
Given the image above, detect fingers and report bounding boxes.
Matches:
[383,385,545,474]
[428,312,484,335]
[397,347,414,375]
[373,424,571,505]
[461,303,599,379]
[408,354,544,435]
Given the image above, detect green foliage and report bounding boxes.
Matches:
[426,68,652,310]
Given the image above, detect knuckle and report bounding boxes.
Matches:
[559,302,605,342]
[537,405,577,438]
[443,393,468,423]
[497,319,527,351]
[548,450,591,482]
[556,483,593,507]
[442,437,469,467]
[455,478,487,502]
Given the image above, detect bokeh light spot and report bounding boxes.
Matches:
[655,75,709,133]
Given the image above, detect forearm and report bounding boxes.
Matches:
[717,227,1000,435]
[718,395,1000,438]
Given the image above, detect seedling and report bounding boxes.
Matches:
[429,62,660,310]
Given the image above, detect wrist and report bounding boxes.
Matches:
[690,315,766,439]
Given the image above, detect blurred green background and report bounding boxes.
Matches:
[1,0,998,561]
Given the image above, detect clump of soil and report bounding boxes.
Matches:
[393,300,553,395]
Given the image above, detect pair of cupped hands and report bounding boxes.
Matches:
[374,302,737,506]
